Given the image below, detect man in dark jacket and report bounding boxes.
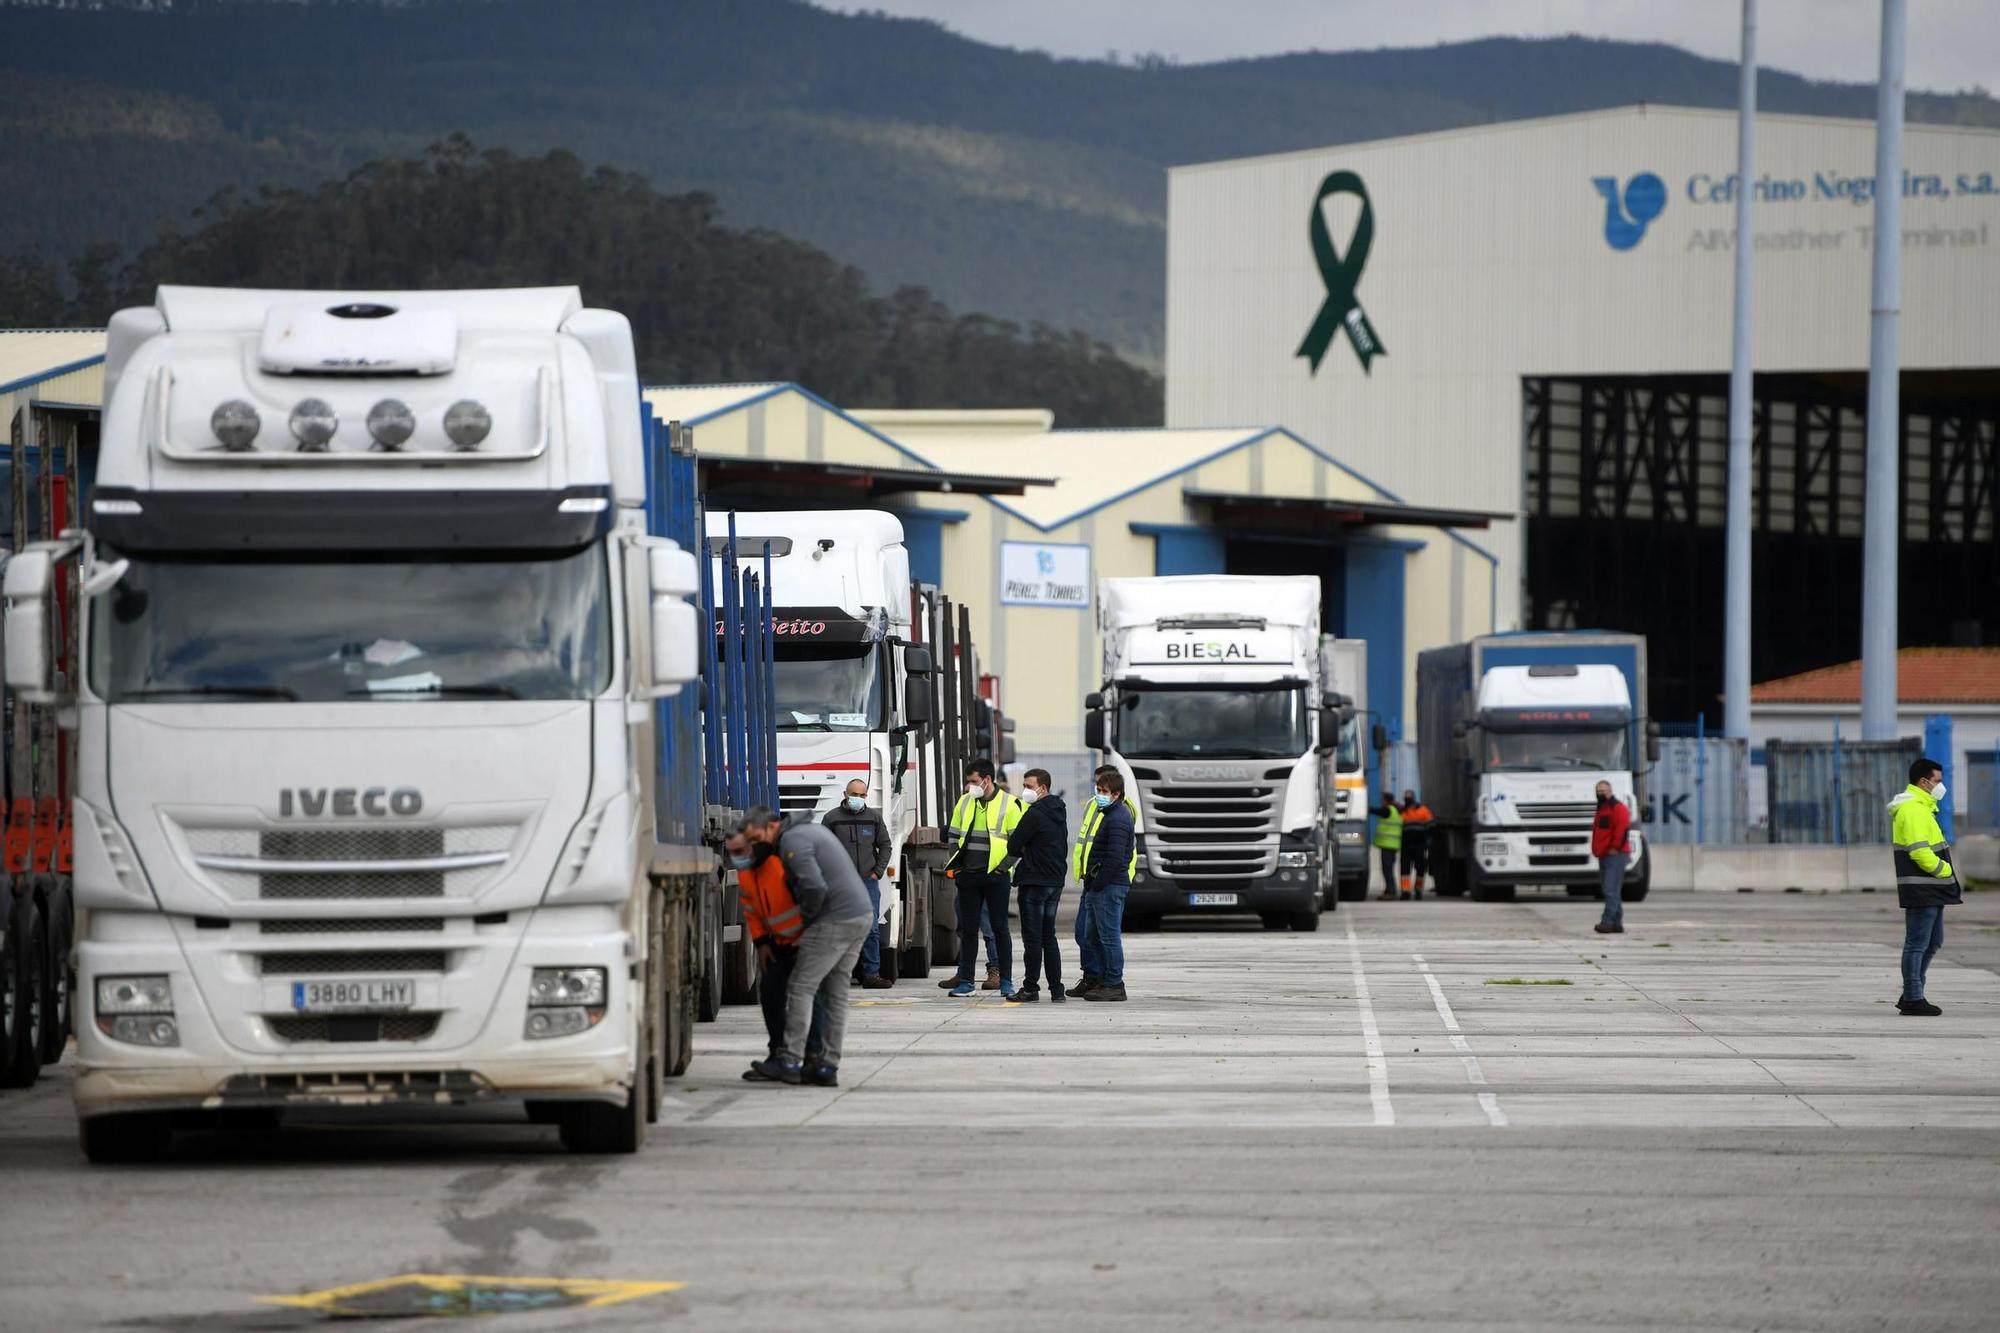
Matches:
[743,808,876,1087]
[1081,768,1136,1002]
[1004,768,1069,1004]
[823,778,893,989]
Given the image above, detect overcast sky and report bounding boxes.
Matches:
[810,1,1997,96]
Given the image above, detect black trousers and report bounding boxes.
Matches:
[1017,882,1063,989]
[1401,833,1429,881]
[956,870,1012,982]
[1378,846,1399,890]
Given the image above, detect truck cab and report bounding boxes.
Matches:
[18,286,707,1160]
[1461,664,1646,896]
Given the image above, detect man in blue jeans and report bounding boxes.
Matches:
[1889,757,1960,1017]
[1080,768,1136,1002]
[822,778,893,989]
[1005,768,1069,1003]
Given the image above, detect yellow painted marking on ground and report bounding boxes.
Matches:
[853,998,918,1006]
[260,1273,685,1314]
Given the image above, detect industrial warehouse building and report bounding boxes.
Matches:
[1167,104,2000,724]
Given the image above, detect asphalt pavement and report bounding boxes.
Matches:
[2,889,1997,1331]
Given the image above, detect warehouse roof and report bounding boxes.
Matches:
[1751,648,2000,705]
[0,329,107,395]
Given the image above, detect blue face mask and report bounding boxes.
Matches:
[727,854,754,870]
[846,796,866,812]
[1094,793,1113,809]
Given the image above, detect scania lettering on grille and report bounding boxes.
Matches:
[1176,765,1250,781]
[278,788,424,818]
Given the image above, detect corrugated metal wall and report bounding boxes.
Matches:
[1765,737,1921,845]
[1644,737,1748,844]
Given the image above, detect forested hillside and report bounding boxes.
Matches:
[2,0,1994,355]
[1,139,1164,425]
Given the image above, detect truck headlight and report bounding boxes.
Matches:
[1277,851,1314,868]
[1477,838,1507,859]
[525,967,608,1040]
[1477,794,1494,824]
[1337,829,1364,844]
[96,975,179,1046]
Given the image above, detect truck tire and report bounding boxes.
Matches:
[721,923,758,1007]
[1623,880,1650,903]
[876,924,899,982]
[1,894,46,1089]
[697,891,723,1023]
[1290,907,1322,932]
[662,892,697,1077]
[558,1087,644,1154]
[1336,875,1368,902]
[0,880,23,1087]
[930,921,959,967]
[899,937,931,979]
[80,1112,173,1164]
[1259,913,1289,931]
[1470,880,1515,903]
[1434,856,1470,898]
[39,877,74,1066]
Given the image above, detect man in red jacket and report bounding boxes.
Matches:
[1591,779,1633,935]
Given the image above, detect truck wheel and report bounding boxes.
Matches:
[1336,876,1368,902]
[876,926,900,982]
[0,880,22,1087]
[930,921,959,967]
[1470,880,1515,903]
[1290,908,1322,932]
[1,895,46,1089]
[721,926,758,1007]
[80,1112,172,1164]
[899,937,931,979]
[1259,913,1289,931]
[1434,858,1470,898]
[662,893,696,1077]
[1623,881,1650,903]
[558,1087,644,1155]
[696,892,723,1023]
[40,877,74,1066]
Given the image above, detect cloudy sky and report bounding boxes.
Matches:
[810,1,1996,96]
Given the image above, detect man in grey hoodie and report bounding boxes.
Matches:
[743,807,877,1086]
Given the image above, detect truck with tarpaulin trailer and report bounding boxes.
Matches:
[1,285,780,1160]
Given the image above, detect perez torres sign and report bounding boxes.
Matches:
[1000,542,1091,608]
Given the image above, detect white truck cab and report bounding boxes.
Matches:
[14,286,707,1160]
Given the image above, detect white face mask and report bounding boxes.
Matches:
[966,782,984,798]
[846,795,866,812]
[1021,788,1040,804]
[1930,782,1947,803]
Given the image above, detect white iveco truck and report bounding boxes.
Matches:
[9,286,718,1161]
[706,509,947,977]
[1085,576,1349,930]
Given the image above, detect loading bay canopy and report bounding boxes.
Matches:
[1182,487,1515,532]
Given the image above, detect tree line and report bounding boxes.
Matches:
[0,137,1162,426]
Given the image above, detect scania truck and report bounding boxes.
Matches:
[5,285,774,1161]
[1416,632,1656,902]
[707,509,975,979]
[1085,576,1348,930]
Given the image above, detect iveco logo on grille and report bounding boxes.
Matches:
[278,788,424,817]
[1174,765,1250,781]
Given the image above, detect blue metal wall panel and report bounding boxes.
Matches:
[1151,527,1226,576]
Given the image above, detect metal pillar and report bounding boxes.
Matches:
[1723,0,1757,739]
[1860,0,1905,739]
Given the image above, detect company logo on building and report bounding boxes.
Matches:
[1594,172,1667,250]
[1296,170,1385,374]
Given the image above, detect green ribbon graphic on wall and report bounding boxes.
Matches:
[1296,170,1385,375]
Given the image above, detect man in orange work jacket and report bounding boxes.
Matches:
[724,829,824,1079]
[1399,790,1435,900]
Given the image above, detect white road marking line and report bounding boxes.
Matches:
[1344,914,1394,1126]
[1413,952,1508,1127]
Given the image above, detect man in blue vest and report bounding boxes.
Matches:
[945,759,1022,999]
[1889,756,1960,1017]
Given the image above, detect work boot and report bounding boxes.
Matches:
[1048,983,1067,1003]
[747,1056,803,1084]
[983,966,1002,991]
[1005,985,1038,1003]
[1897,998,1942,1016]
[1593,921,1623,935]
[939,973,966,989]
[1083,984,1127,1002]
[804,1064,839,1087]
[860,975,893,990]
[1413,885,1424,900]
[1378,890,1398,901]
[1070,974,1099,998]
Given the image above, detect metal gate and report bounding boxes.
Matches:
[1644,737,1747,844]
[1765,737,1920,845]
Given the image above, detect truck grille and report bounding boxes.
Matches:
[179,823,518,902]
[267,1014,442,1043]
[779,783,827,814]
[260,918,445,934]
[258,950,447,976]
[1514,801,1597,824]
[1135,777,1286,880]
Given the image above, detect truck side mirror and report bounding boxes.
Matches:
[1316,707,1338,754]
[1083,710,1106,752]
[1084,691,1104,710]
[902,677,934,729]
[4,550,54,702]
[1371,722,1389,753]
[902,644,933,676]
[1646,718,1661,764]
[1000,737,1017,765]
[643,544,700,698]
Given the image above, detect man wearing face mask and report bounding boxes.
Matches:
[724,829,824,1078]
[1004,768,1069,1003]
[1888,757,1960,1016]
[1071,764,1139,998]
[944,759,1023,998]
[741,805,877,1087]
[1591,780,1633,935]
[823,778,894,989]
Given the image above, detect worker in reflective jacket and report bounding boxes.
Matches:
[944,758,1023,998]
[724,829,822,1075]
[1072,764,1139,998]
[1372,794,1403,901]
[1888,756,1960,1016]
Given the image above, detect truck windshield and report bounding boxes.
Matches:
[773,645,882,731]
[1117,684,1308,759]
[90,546,612,703]
[1484,728,1629,772]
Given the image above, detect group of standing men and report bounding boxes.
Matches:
[722,760,1144,1088]
[1372,791,1433,899]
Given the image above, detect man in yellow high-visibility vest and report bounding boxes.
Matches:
[944,758,1024,998]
